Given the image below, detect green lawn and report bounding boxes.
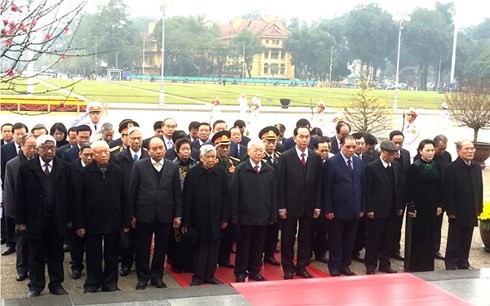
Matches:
[36,79,447,109]
[1,78,57,95]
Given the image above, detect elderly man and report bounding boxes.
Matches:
[3,133,37,281]
[16,135,71,297]
[232,139,277,282]
[1,122,13,146]
[74,141,130,293]
[444,140,483,270]
[183,145,230,286]
[162,118,177,150]
[128,137,182,290]
[100,123,115,144]
[114,126,149,277]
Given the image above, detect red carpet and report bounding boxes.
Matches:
[232,273,469,306]
[165,254,329,287]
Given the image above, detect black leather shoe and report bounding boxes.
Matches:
[379,266,397,274]
[329,269,341,277]
[71,269,81,279]
[83,288,97,293]
[49,287,68,295]
[296,270,313,278]
[2,246,15,256]
[264,256,281,266]
[340,267,356,276]
[120,267,130,276]
[151,279,167,288]
[205,277,223,285]
[235,274,247,282]
[1,238,6,244]
[249,274,266,281]
[366,269,376,275]
[219,261,235,269]
[63,244,70,253]
[316,256,329,264]
[352,255,365,263]
[435,252,445,260]
[28,290,41,298]
[284,271,294,280]
[457,265,473,270]
[101,287,120,292]
[391,252,404,261]
[16,272,28,282]
[135,281,147,290]
[190,277,203,286]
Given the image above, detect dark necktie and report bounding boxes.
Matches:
[347,159,352,171]
[94,124,97,131]
[44,163,50,175]
[254,165,259,174]
[301,153,306,167]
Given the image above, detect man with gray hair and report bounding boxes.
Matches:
[100,123,115,144]
[183,144,230,286]
[444,140,483,270]
[16,135,71,297]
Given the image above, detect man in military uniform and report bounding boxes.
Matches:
[258,126,282,266]
[212,131,240,269]
[109,120,139,159]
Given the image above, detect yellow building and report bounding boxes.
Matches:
[220,17,295,79]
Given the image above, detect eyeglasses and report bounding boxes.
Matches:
[39,145,56,151]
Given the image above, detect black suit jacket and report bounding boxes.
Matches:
[230,142,247,159]
[278,148,322,217]
[1,141,19,184]
[16,157,71,239]
[191,139,211,151]
[365,158,404,219]
[114,148,150,191]
[128,158,182,224]
[329,136,340,155]
[109,138,123,149]
[360,153,374,165]
[165,147,200,161]
[56,143,74,159]
[443,158,483,227]
[283,136,318,151]
[63,145,80,163]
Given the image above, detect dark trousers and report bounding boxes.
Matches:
[84,232,120,291]
[263,222,279,258]
[135,222,172,283]
[26,219,64,292]
[281,215,312,274]
[327,218,357,272]
[392,206,405,255]
[311,216,328,259]
[218,222,236,265]
[119,228,135,270]
[69,229,85,272]
[15,228,29,275]
[235,224,266,277]
[5,216,16,248]
[365,211,397,270]
[193,239,219,281]
[445,220,473,270]
[434,213,444,253]
[353,215,367,256]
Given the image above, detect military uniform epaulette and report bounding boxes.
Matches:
[109,146,121,153]
[274,151,281,158]
[229,156,240,163]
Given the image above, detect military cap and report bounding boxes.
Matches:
[118,119,139,134]
[407,107,418,118]
[379,140,398,152]
[212,131,231,147]
[258,126,279,140]
[86,101,103,113]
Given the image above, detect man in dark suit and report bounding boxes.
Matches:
[142,120,163,149]
[109,119,139,150]
[3,133,37,281]
[351,132,374,263]
[114,127,149,277]
[191,122,212,150]
[162,118,177,150]
[62,125,92,163]
[329,121,351,155]
[444,140,483,270]
[187,121,200,142]
[324,135,365,277]
[73,141,130,293]
[1,123,13,146]
[364,133,380,159]
[389,130,411,261]
[128,137,182,290]
[233,119,251,147]
[278,126,322,280]
[68,143,93,280]
[182,145,230,286]
[364,140,404,275]
[56,127,78,159]
[16,135,71,297]
[164,130,200,161]
[282,118,318,151]
[229,127,248,159]
[1,122,28,256]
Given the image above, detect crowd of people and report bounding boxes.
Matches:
[0,100,483,298]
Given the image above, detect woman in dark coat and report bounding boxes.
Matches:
[405,139,443,272]
[182,145,230,286]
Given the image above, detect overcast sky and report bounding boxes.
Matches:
[86,0,487,28]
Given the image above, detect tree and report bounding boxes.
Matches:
[343,82,393,134]
[229,30,264,78]
[1,0,86,89]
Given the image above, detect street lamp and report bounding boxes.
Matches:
[159,3,166,106]
[94,35,98,77]
[329,46,334,83]
[393,13,410,110]
[242,42,245,79]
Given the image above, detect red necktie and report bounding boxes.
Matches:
[254,165,259,174]
[44,163,50,175]
[395,152,400,159]
[301,153,306,166]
